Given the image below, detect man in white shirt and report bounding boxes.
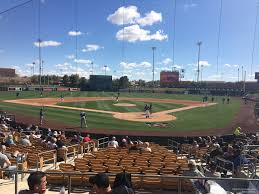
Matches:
[108,137,119,148]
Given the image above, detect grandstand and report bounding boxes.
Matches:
[1,114,259,194]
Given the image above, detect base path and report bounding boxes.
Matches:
[4,97,216,122]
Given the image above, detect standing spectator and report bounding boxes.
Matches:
[227,96,230,104]
[108,137,119,148]
[18,171,47,194]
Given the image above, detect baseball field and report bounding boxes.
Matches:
[0,91,256,136]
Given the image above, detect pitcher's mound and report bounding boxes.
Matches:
[113,103,136,107]
[113,112,176,122]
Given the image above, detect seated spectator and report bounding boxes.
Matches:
[232,149,249,175]
[191,140,199,155]
[59,131,66,140]
[129,141,140,152]
[56,136,66,149]
[0,145,12,159]
[52,131,58,138]
[18,171,47,194]
[89,173,112,194]
[120,138,128,148]
[83,134,91,142]
[70,135,80,144]
[210,144,223,159]
[108,137,119,148]
[111,172,134,194]
[183,160,201,176]
[47,137,57,149]
[142,142,152,152]
[223,145,234,160]
[204,163,221,177]
[0,151,17,178]
[11,150,27,163]
[20,136,31,146]
[5,134,15,146]
[47,128,52,137]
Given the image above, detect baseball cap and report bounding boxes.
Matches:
[89,173,110,188]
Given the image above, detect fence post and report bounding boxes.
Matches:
[15,171,18,194]
[68,174,71,194]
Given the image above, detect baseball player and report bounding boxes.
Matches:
[39,107,44,126]
[80,112,87,128]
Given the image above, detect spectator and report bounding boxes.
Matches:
[210,144,223,159]
[90,173,112,194]
[56,136,66,149]
[143,142,152,152]
[52,131,58,138]
[110,172,134,194]
[59,131,66,140]
[20,136,31,146]
[83,134,91,142]
[223,146,234,160]
[70,135,80,144]
[0,150,17,178]
[108,137,119,148]
[234,127,246,137]
[18,171,47,194]
[120,138,128,148]
[5,134,15,146]
[204,163,221,178]
[129,141,140,153]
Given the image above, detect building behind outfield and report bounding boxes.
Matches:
[0,68,15,77]
[89,75,112,91]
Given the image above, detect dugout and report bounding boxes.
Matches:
[89,75,112,91]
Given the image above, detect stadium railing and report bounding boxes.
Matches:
[97,137,109,148]
[2,169,259,194]
[167,139,180,155]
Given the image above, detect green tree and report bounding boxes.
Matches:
[79,77,88,90]
[69,74,80,87]
[119,76,129,89]
[62,75,70,86]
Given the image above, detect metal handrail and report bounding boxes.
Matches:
[167,139,180,155]
[98,137,109,148]
[2,169,259,194]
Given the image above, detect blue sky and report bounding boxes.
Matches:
[0,0,259,82]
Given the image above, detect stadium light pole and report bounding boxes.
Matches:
[91,62,94,75]
[152,47,156,88]
[237,68,239,82]
[104,65,107,76]
[196,41,202,82]
[38,39,42,87]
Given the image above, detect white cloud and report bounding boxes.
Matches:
[107,6,140,25]
[173,65,182,69]
[26,63,34,68]
[101,66,111,72]
[136,11,162,26]
[82,44,103,52]
[184,3,197,11]
[199,60,211,67]
[66,54,75,59]
[55,62,70,70]
[224,64,231,67]
[116,24,167,42]
[162,58,172,65]
[120,61,152,69]
[34,40,61,47]
[74,59,92,64]
[68,31,83,36]
[233,64,239,68]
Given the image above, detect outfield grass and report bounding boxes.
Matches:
[57,100,184,113]
[0,91,241,132]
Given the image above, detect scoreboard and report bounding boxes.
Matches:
[160,71,179,85]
